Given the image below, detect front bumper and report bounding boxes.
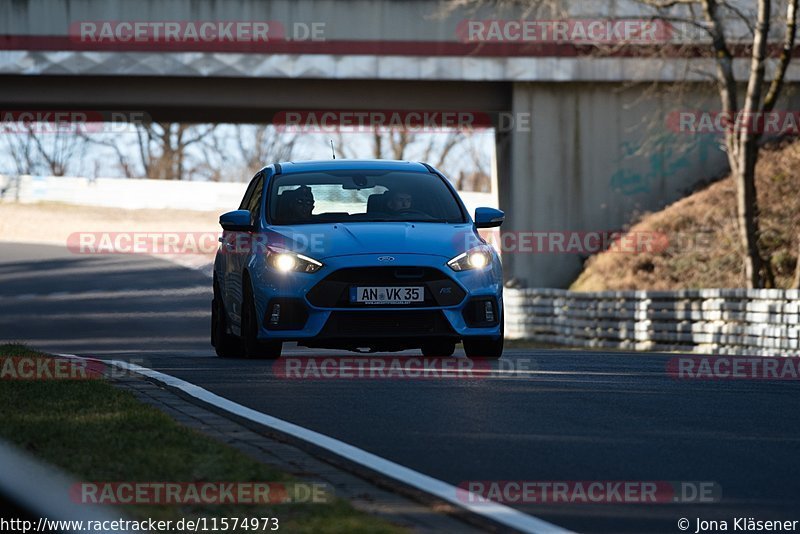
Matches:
[248,253,503,344]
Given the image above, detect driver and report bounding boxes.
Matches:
[282,185,315,221]
[386,190,413,212]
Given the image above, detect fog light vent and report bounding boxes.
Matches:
[484,301,495,322]
[263,298,309,330]
[270,303,281,325]
[461,297,500,328]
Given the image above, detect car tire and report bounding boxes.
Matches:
[212,282,239,359]
[421,340,456,357]
[463,335,503,360]
[242,282,282,360]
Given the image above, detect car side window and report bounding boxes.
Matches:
[238,173,261,210]
[247,175,264,225]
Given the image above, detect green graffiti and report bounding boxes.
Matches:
[610,136,716,196]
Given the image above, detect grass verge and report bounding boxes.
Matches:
[0,344,406,533]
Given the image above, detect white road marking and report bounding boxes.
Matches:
[60,354,572,534]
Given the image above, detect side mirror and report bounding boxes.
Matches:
[219,210,253,231]
[474,207,504,229]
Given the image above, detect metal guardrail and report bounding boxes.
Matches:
[505,288,800,355]
[0,438,130,533]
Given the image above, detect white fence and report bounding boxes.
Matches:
[0,174,496,214]
[505,288,800,356]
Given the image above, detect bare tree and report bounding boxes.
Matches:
[0,126,38,201]
[624,0,797,288]
[421,131,465,169]
[2,125,38,176]
[95,137,139,178]
[29,128,88,177]
[234,125,298,174]
[338,130,468,168]
[80,122,216,180]
[0,122,87,177]
[447,0,798,288]
[451,132,492,191]
[137,123,216,180]
[364,131,413,160]
[199,125,299,181]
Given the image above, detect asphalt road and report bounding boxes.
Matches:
[1,241,799,533]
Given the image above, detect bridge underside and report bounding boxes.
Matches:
[0,76,511,123]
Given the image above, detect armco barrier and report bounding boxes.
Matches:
[504,288,800,356]
[0,438,131,532]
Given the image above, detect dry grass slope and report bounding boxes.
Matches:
[571,139,800,291]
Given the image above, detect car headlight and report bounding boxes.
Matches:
[447,246,492,272]
[266,248,323,273]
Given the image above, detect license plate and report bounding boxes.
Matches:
[350,286,424,304]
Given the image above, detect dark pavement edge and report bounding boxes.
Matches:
[110,366,500,534]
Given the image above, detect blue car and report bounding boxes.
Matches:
[211,160,505,359]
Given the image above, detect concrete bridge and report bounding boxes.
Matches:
[3,0,797,287]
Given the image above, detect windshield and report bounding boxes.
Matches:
[267,170,466,225]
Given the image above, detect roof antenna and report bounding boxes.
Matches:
[329,139,336,160]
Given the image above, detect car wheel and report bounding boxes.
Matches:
[212,282,239,358]
[242,283,282,360]
[421,340,456,357]
[463,336,503,360]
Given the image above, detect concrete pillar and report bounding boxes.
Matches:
[493,127,514,283]
[503,82,729,288]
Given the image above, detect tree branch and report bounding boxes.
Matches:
[762,0,798,114]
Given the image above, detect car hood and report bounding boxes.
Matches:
[265,222,483,260]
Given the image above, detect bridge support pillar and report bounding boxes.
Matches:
[499,82,728,288]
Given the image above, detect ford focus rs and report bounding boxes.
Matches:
[211,160,505,359]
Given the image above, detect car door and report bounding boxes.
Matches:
[222,172,262,329]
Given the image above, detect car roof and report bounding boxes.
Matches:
[266,159,432,175]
